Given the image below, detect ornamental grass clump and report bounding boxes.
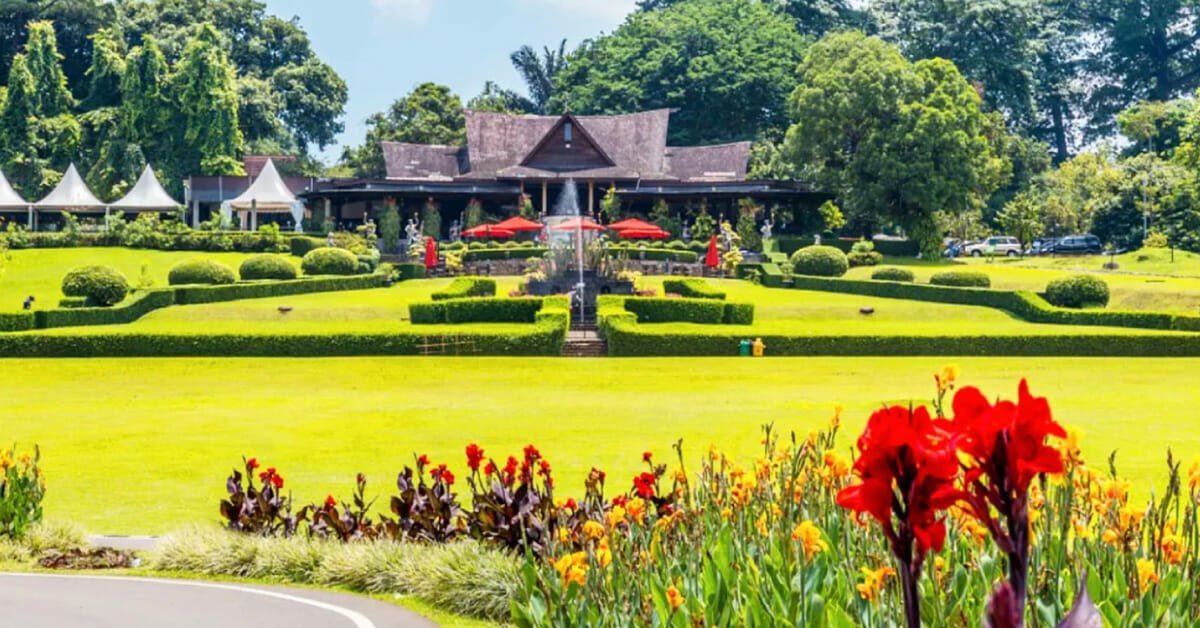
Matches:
[0,446,45,539]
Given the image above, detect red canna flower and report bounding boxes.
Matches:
[417,454,430,467]
[612,495,627,508]
[270,474,284,489]
[246,457,259,471]
[324,494,336,508]
[564,497,577,510]
[642,451,653,463]
[465,444,485,471]
[442,469,455,485]
[633,472,657,499]
[483,460,497,476]
[538,460,552,476]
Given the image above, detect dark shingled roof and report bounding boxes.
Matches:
[664,142,752,182]
[383,110,746,183]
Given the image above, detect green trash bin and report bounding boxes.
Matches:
[739,339,752,357]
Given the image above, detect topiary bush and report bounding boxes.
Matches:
[239,255,298,281]
[1045,274,1110,309]
[168,259,237,286]
[790,245,849,277]
[847,240,883,267]
[302,247,359,276]
[929,271,991,288]
[61,265,129,306]
[871,267,916,282]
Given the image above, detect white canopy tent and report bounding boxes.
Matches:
[220,159,304,232]
[34,163,109,227]
[0,169,32,228]
[111,165,180,213]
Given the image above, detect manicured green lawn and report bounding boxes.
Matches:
[0,248,267,312]
[847,249,1200,314]
[1,357,1195,534]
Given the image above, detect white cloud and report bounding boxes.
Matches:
[517,0,637,20]
[370,0,434,26]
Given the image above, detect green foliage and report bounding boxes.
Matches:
[0,445,44,540]
[1045,275,1111,309]
[343,82,465,177]
[599,185,621,223]
[410,297,549,324]
[37,289,174,329]
[174,24,244,176]
[929,271,992,288]
[462,247,548,262]
[790,245,849,277]
[622,297,728,324]
[818,200,845,232]
[509,39,568,114]
[871,267,916,282]
[690,203,716,241]
[464,198,484,229]
[421,199,441,240]
[735,198,761,252]
[0,312,35,332]
[997,191,1045,249]
[431,277,497,301]
[378,201,401,254]
[722,302,755,325]
[289,236,324,257]
[23,21,73,117]
[168,259,236,286]
[661,278,725,300]
[784,32,1002,256]
[61,265,129,306]
[394,263,426,281]
[551,0,808,145]
[238,255,298,281]
[82,28,124,110]
[648,199,680,240]
[846,239,883,267]
[605,246,697,263]
[301,248,359,276]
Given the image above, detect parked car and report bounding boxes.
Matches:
[1027,238,1058,256]
[1047,234,1103,255]
[963,236,1022,257]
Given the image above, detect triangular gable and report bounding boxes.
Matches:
[519,114,616,172]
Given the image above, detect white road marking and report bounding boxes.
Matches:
[0,572,377,628]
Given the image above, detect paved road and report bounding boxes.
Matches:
[0,573,438,628]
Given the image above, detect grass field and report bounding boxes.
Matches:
[1,357,1195,534]
[0,248,267,312]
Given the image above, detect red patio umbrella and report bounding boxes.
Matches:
[616,227,671,240]
[494,216,544,232]
[704,235,720,269]
[461,224,516,239]
[550,217,605,231]
[608,218,660,232]
[423,236,438,270]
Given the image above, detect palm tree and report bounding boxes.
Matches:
[509,39,569,114]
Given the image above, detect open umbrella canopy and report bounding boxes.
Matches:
[550,217,605,232]
[705,235,720,269]
[494,216,544,232]
[616,227,671,239]
[608,218,659,232]
[424,236,438,270]
[461,224,516,238]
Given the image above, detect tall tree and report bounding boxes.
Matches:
[639,0,872,36]
[341,83,466,178]
[120,35,172,161]
[509,40,568,114]
[552,0,808,145]
[783,32,1004,256]
[82,27,126,110]
[468,81,523,114]
[172,24,243,175]
[0,0,112,97]
[23,20,74,117]
[0,54,40,195]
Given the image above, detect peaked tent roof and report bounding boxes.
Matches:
[111,165,180,211]
[226,159,297,211]
[0,169,29,209]
[35,163,106,210]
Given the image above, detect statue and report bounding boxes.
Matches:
[404,218,421,248]
[814,233,822,246]
[449,219,461,242]
[760,219,773,242]
[720,220,736,251]
[681,224,691,243]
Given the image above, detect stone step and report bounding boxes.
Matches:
[562,339,608,357]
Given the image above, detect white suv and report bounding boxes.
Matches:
[963,236,1021,257]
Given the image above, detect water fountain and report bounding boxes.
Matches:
[526,179,634,317]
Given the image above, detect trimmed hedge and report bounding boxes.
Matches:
[776,236,920,258]
[791,246,849,277]
[607,247,699,263]
[431,277,496,301]
[723,302,755,325]
[239,255,299,281]
[173,274,388,306]
[62,265,130,306]
[929,271,991,288]
[290,236,325,257]
[57,297,91,308]
[394,263,426,281]
[168,259,237,286]
[0,312,35,332]
[462,248,547,262]
[788,275,1200,332]
[0,323,567,357]
[871,267,916,282]
[36,289,176,329]
[623,297,727,324]
[735,263,784,287]
[410,296,570,327]
[661,278,726,300]
[602,320,1200,356]
[1045,275,1110,309]
[302,248,359,276]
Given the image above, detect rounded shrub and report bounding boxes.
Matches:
[1045,274,1110,309]
[871,267,915,282]
[61,265,129,307]
[238,254,298,281]
[790,245,849,277]
[168,259,237,286]
[301,247,359,276]
[929,271,991,288]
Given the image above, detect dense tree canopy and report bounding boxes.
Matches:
[342,83,467,178]
[551,0,809,145]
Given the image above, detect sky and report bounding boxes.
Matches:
[261,0,639,161]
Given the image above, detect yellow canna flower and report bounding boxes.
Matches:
[856,566,896,603]
[755,513,769,536]
[790,521,828,562]
[666,584,685,612]
[1137,558,1158,592]
[1162,531,1185,566]
[626,497,647,525]
[606,506,626,529]
[582,520,605,541]
[595,537,612,568]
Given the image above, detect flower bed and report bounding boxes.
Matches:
[191,371,1200,626]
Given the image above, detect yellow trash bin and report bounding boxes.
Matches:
[752,337,766,357]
